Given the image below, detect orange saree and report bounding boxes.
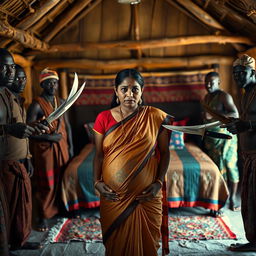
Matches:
[99,106,172,256]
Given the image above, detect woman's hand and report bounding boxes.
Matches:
[95,182,120,201]
[136,182,162,203]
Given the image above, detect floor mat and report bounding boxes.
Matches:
[44,215,236,244]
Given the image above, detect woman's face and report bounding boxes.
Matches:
[115,77,143,108]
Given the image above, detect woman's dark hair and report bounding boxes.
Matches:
[110,69,145,108]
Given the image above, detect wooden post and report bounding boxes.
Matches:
[23,66,33,107]
[59,70,68,99]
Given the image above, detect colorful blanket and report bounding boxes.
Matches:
[62,143,229,213]
[167,143,229,211]
[44,215,236,244]
[62,144,99,211]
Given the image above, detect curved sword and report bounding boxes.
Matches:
[42,74,85,126]
[46,73,79,122]
[163,121,232,139]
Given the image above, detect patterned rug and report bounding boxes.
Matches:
[44,215,236,244]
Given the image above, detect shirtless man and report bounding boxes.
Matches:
[225,54,256,252]
[27,68,73,231]
[203,72,240,215]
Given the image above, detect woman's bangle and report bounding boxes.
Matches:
[94,179,103,188]
[155,179,163,187]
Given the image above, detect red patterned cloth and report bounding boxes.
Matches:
[73,73,207,105]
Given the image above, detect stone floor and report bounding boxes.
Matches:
[10,205,256,256]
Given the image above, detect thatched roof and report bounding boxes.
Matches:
[0,0,255,73]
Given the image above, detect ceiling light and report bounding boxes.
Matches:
[118,0,141,4]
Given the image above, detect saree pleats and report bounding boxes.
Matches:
[100,106,172,256]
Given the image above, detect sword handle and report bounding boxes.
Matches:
[40,118,53,128]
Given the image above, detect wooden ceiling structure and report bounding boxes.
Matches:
[0,0,256,101]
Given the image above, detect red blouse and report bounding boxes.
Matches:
[93,110,118,135]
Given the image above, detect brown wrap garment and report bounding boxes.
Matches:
[99,106,172,256]
[30,96,69,219]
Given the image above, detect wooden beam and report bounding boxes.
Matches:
[45,35,254,52]
[51,0,102,42]
[166,0,246,52]
[243,46,256,59]
[194,0,256,35]
[174,0,224,30]
[30,0,72,33]
[0,20,49,51]
[23,66,33,107]
[59,70,68,99]
[131,4,142,59]
[0,0,62,48]
[34,55,233,70]
[165,0,213,32]
[44,0,93,42]
[16,0,62,30]
[13,53,32,67]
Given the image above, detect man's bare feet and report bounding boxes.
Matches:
[229,243,256,251]
[229,199,241,212]
[209,209,224,218]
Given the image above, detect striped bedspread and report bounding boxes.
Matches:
[62,144,99,211]
[167,143,229,211]
[62,143,229,212]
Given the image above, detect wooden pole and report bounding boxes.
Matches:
[23,66,33,107]
[44,0,92,42]
[45,35,254,53]
[34,55,233,70]
[0,20,49,51]
[13,53,32,67]
[59,70,68,99]
[52,0,102,41]
[174,0,224,30]
[131,4,142,59]
[17,0,62,30]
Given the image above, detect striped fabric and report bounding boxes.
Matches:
[167,143,229,211]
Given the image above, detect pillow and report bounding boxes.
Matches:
[169,130,184,149]
[172,117,189,141]
[84,122,95,144]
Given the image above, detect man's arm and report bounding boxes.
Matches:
[27,101,61,142]
[0,95,35,138]
[221,92,239,118]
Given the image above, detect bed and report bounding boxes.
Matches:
[167,142,228,211]
[61,140,229,214]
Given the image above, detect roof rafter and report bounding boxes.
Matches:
[49,0,102,42]
[34,55,233,70]
[42,35,254,53]
[174,0,224,30]
[0,19,49,51]
[44,0,97,42]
